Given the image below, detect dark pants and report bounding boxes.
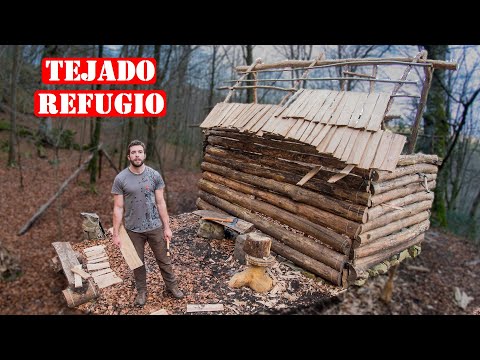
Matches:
[126,226,177,292]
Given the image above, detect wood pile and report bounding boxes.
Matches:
[196,129,439,287]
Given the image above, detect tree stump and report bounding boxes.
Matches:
[228,234,275,293]
[197,219,224,240]
[63,278,100,308]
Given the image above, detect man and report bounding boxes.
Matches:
[111,139,184,306]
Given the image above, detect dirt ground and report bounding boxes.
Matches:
[0,138,479,315]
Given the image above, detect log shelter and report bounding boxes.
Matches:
[197,52,457,287]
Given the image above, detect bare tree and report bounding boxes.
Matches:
[7,45,21,167]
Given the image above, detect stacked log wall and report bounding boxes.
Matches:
[351,154,439,275]
[198,130,371,286]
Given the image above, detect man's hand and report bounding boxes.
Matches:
[163,227,172,243]
[112,234,121,247]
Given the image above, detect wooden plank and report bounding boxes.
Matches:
[292,120,311,141]
[296,91,321,118]
[296,166,322,186]
[333,92,363,126]
[246,106,279,133]
[299,121,318,143]
[319,91,346,124]
[358,130,383,169]
[91,268,114,278]
[52,242,82,288]
[219,103,245,127]
[87,256,109,264]
[316,125,338,153]
[202,103,230,128]
[186,304,224,313]
[311,124,332,147]
[380,134,407,171]
[274,118,298,137]
[287,90,314,118]
[273,89,304,117]
[200,103,224,128]
[285,119,304,139]
[304,90,332,121]
[325,126,347,155]
[350,92,379,128]
[236,104,265,129]
[71,266,92,280]
[346,131,372,165]
[85,252,107,261]
[347,92,369,127]
[216,103,241,127]
[119,224,144,270]
[73,265,83,288]
[283,90,312,117]
[340,129,360,162]
[333,127,355,159]
[84,245,105,254]
[248,105,275,133]
[370,131,394,169]
[86,262,110,272]
[224,103,254,128]
[94,272,122,289]
[312,91,339,123]
[366,93,391,131]
[304,123,324,144]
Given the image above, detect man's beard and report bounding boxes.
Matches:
[129,159,144,167]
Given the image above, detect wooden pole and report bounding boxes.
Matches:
[224,58,262,103]
[367,191,434,221]
[370,180,436,207]
[371,163,438,182]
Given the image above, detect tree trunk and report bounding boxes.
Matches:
[244,45,254,103]
[8,45,21,167]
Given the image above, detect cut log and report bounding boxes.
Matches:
[202,161,367,223]
[371,173,437,195]
[63,278,100,308]
[354,234,424,271]
[360,200,433,233]
[198,190,346,272]
[119,224,143,270]
[203,155,371,206]
[70,266,92,280]
[356,211,430,246]
[198,180,352,255]
[372,163,438,182]
[18,152,94,236]
[228,266,273,293]
[354,220,430,258]
[200,174,360,238]
[243,233,272,258]
[52,242,82,290]
[370,180,436,206]
[367,191,434,221]
[397,154,441,166]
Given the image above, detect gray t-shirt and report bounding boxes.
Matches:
[111,166,165,232]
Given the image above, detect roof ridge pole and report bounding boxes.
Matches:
[382,51,427,130]
[224,58,262,103]
[407,52,434,154]
[278,53,325,106]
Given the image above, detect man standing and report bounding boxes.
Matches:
[111,140,184,306]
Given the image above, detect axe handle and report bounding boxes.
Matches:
[202,217,235,222]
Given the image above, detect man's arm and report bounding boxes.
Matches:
[155,188,172,242]
[112,194,124,247]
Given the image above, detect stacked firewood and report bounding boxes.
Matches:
[197,130,438,287]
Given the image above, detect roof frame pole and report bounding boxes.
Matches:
[341,65,349,91]
[278,53,325,106]
[369,65,378,94]
[383,51,428,129]
[225,58,262,103]
[253,72,257,103]
[407,60,434,154]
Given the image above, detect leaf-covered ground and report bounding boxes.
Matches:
[0,140,479,315]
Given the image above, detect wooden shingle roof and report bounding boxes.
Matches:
[200,89,406,171]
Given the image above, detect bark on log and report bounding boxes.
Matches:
[360,200,433,233]
[354,220,430,258]
[372,163,438,182]
[198,190,346,272]
[397,154,441,166]
[367,191,434,221]
[199,179,352,253]
[356,211,430,246]
[206,144,368,190]
[207,134,370,178]
[63,278,100,308]
[353,234,425,271]
[202,160,367,223]
[243,233,272,258]
[204,154,371,206]
[370,180,436,207]
[18,152,94,236]
[201,173,360,238]
[371,173,437,195]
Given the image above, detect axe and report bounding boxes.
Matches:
[202,216,239,226]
